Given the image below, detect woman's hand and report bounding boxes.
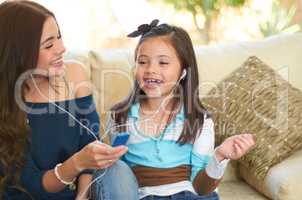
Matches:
[72,141,128,172]
[75,174,92,200]
[215,134,256,162]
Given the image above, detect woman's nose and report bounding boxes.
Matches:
[55,40,66,55]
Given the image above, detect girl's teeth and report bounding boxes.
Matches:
[146,79,161,84]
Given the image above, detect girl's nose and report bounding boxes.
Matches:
[145,61,158,74]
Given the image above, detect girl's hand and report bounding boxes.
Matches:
[71,141,128,172]
[215,134,256,162]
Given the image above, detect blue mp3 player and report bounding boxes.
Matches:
[112,133,130,147]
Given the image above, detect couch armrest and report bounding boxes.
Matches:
[240,148,302,200]
[264,148,302,200]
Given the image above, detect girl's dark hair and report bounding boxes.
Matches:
[111,20,208,144]
[0,0,54,195]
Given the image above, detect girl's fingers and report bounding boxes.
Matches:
[234,143,244,157]
[227,134,256,159]
[236,136,253,149]
[242,134,256,146]
[234,138,247,152]
[236,134,255,148]
[242,134,255,143]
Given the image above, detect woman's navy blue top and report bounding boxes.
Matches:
[4,95,100,200]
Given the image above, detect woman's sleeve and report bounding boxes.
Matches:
[20,153,70,199]
[77,97,101,175]
[78,97,100,149]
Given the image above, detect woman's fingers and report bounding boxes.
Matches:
[109,145,128,155]
[94,154,119,161]
[95,158,117,169]
[79,141,128,169]
[91,142,128,155]
[95,160,111,169]
[94,148,127,161]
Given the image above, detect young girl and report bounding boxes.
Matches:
[0,1,138,200]
[108,20,256,199]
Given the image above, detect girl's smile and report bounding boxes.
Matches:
[135,36,182,98]
[143,77,164,90]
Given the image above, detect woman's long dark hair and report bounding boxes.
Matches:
[0,0,54,195]
[111,22,207,144]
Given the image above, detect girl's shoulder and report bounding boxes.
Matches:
[64,61,91,98]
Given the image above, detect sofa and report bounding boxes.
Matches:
[65,33,302,200]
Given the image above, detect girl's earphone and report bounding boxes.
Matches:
[179,68,187,81]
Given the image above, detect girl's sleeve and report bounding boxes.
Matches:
[190,117,215,181]
[190,117,230,184]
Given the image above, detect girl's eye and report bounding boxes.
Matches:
[138,61,146,65]
[160,62,169,65]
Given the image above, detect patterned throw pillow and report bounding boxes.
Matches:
[202,56,302,180]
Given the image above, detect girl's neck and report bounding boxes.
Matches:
[141,95,179,114]
[138,96,180,138]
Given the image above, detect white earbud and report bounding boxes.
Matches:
[180,69,187,80]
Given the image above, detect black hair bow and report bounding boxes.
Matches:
[127,19,159,37]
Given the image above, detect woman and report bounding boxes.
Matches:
[0,1,138,199]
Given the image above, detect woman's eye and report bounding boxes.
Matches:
[45,44,53,49]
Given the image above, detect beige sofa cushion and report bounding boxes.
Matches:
[196,33,302,94]
[64,50,92,78]
[240,148,302,200]
[88,50,133,111]
[218,181,268,200]
[87,50,133,138]
[202,56,302,181]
